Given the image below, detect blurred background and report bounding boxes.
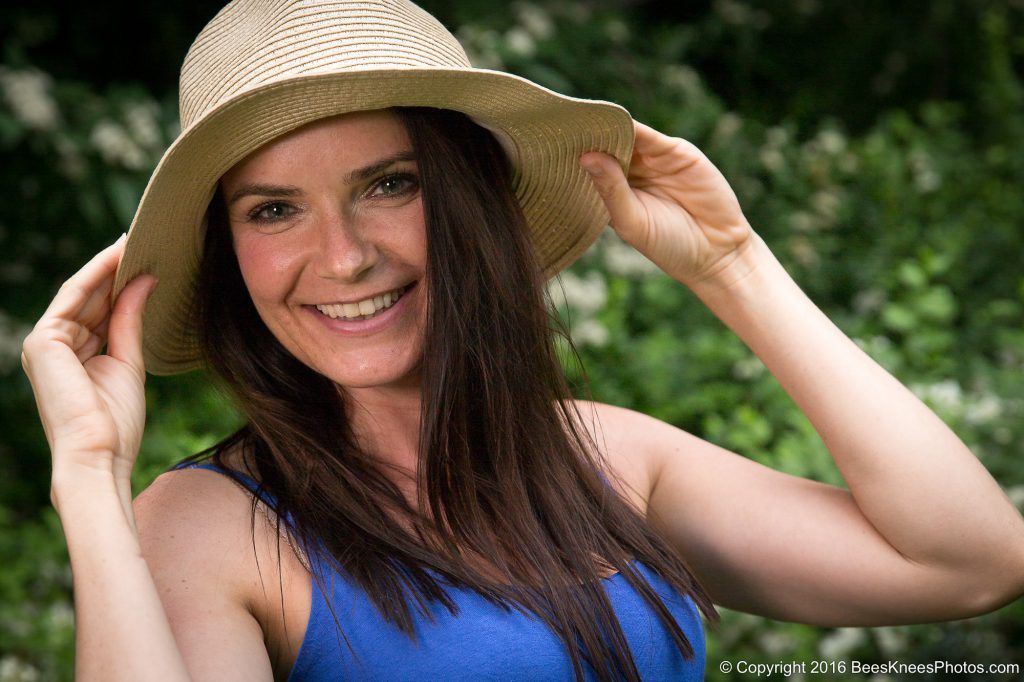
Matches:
[2,0,1023,679]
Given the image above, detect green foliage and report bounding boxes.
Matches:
[2,1,1023,679]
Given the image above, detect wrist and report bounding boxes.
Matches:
[686,232,784,304]
[51,461,120,514]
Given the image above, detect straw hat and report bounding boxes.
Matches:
[112,0,635,376]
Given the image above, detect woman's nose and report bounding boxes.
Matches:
[312,212,380,281]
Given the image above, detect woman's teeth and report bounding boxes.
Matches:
[314,285,409,321]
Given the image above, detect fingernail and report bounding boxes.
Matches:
[114,232,127,245]
[582,161,604,177]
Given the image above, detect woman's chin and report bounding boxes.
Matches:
[321,357,423,392]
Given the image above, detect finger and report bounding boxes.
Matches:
[579,151,648,242]
[76,316,112,363]
[106,274,158,375]
[629,121,708,181]
[42,234,127,322]
[628,122,741,218]
[632,119,688,157]
[21,335,107,449]
[75,271,116,331]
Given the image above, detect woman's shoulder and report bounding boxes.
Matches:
[134,444,310,677]
[134,446,274,589]
[568,399,662,518]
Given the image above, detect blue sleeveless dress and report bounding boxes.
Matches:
[174,462,705,680]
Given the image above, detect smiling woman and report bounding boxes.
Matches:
[217,111,429,392]
[170,103,715,680]
[19,1,1024,681]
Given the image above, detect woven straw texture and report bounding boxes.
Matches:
[112,0,635,375]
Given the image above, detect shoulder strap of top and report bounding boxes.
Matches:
[171,461,278,508]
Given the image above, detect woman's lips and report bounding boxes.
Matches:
[305,281,416,336]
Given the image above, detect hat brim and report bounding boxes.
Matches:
[112,67,634,376]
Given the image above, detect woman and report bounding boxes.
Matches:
[21,1,1024,680]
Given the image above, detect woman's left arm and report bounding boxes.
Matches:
[580,121,1024,624]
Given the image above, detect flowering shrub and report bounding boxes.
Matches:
[2,2,1023,679]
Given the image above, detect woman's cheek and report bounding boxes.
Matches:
[235,233,304,302]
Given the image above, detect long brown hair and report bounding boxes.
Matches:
[179,106,718,681]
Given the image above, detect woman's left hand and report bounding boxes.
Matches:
[580,120,755,288]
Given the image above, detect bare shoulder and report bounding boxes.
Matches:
[133,455,306,680]
[568,399,671,517]
[134,462,269,594]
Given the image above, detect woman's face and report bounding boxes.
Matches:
[220,109,427,391]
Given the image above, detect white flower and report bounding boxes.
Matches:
[909,150,941,192]
[819,627,867,660]
[604,18,629,43]
[662,65,702,97]
[964,393,1002,426]
[852,289,886,315]
[870,335,893,351]
[714,112,743,141]
[549,270,607,315]
[910,379,962,413]
[456,26,505,70]
[759,148,785,174]
[732,355,765,380]
[47,600,75,631]
[0,656,40,682]
[816,128,847,155]
[0,66,59,131]
[765,126,789,148]
[914,168,941,192]
[811,189,841,222]
[515,3,554,40]
[755,629,798,655]
[90,119,147,169]
[124,100,163,149]
[872,626,910,656]
[601,231,659,277]
[572,318,609,347]
[504,27,536,57]
[788,210,817,232]
[788,236,819,268]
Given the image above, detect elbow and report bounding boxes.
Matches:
[953,555,1024,619]
[958,584,1023,620]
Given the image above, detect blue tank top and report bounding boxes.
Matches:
[174,461,705,680]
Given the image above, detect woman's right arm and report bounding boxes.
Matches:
[22,235,272,681]
[53,469,194,680]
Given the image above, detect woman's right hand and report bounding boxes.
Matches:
[21,234,158,504]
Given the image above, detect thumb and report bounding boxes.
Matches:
[106,275,158,374]
[579,152,647,244]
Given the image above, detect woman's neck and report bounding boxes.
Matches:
[342,382,423,482]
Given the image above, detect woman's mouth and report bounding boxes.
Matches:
[305,282,417,335]
[313,282,415,321]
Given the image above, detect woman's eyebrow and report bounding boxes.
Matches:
[345,150,416,184]
[227,183,301,206]
[226,150,417,207]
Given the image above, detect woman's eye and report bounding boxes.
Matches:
[368,173,418,199]
[248,202,295,223]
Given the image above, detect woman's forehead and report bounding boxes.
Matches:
[221,109,412,186]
